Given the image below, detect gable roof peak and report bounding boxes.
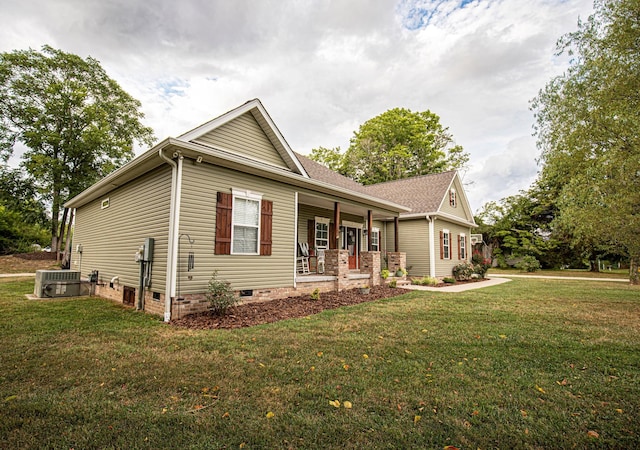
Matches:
[177,98,308,177]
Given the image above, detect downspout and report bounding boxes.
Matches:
[293,192,299,288]
[427,215,436,278]
[158,148,183,322]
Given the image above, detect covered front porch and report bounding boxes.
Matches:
[295,193,406,291]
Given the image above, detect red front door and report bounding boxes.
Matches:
[343,227,359,270]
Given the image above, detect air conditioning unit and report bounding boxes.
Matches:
[34,270,81,298]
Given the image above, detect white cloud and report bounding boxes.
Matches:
[0,0,594,209]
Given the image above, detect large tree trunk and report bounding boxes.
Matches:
[630,256,639,285]
[61,209,75,270]
[56,207,69,262]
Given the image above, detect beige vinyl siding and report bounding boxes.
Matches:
[434,220,472,277]
[192,112,289,170]
[439,177,473,222]
[71,166,172,292]
[397,218,430,276]
[177,161,296,293]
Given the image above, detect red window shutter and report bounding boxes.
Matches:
[260,200,273,256]
[215,192,232,255]
[439,231,444,260]
[457,234,461,260]
[307,219,315,250]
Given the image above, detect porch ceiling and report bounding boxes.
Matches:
[298,192,394,220]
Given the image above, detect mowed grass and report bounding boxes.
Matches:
[1,278,639,449]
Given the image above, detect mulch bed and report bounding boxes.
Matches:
[171,285,406,330]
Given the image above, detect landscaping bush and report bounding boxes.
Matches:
[443,277,456,284]
[205,271,238,315]
[516,255,542,272]
[452,262,474,281]
[412,276,439,286]
[381,269,390,280]
[472,251,492,278]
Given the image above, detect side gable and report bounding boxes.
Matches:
[178,99,308,177]
[437,173,476,225]
[193,111,289,170]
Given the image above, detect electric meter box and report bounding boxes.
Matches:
[143,237,154,262]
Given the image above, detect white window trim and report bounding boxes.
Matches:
[231,188,263,255]
[450,189,457,207]
[460,234,466,260]
[443,228,451,259]
[314,216,330,249]
[341,220,363,229]
[371,227,380,251]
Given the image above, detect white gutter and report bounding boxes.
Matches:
[293,192,299,287]
[427,215,436,278]
[158,148,180,323]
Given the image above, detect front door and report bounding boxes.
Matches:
[342,227,360,270]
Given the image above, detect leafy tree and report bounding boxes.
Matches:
[311,108,468,185]
[0,46,156,258]
[0,167,48,226]
[308,146,346,173]
[531,0,640,283]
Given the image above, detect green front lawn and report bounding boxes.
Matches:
[1,277,638,448]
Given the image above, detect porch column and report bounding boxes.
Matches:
[367,210,373,251]
[360,251,381,286]
[394,216,399,252]
[325,249,350,290]
[332,202,341,250]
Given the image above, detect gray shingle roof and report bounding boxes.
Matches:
[294,152,455,214]
[364,171,456,214]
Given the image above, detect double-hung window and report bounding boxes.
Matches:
[315,217,330,250]
[371,227,380,251]
[442,229,451,259]
[232,189,261,254]
[459,234,466,260]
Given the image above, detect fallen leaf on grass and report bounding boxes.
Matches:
[443,446,460,450]
[317,352,323,357]
[343,401,353,409]
[520,410,528,417]
[535,385,546,394]
[414,415,421,424]
[499,334,507,339]
[556,379,568,386]
[221,412,230,418]
[4,395,18,402]
[362,354,369,359]
[329,400,341,408]
[587,430,599,438]
[266,411,275,419]
[615,408,623,414]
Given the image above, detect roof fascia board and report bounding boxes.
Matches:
[66,137,409,213]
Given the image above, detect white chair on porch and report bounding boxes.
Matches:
[316,248,326,274]
[297,242,310,274]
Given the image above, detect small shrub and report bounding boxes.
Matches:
[206,271,238,316]
[443,277,456,284]
[310,288,320,301]
[452,262,474,281]
[516,255,541,272]
[389,279,397,288]
[381,269,390,280]
[412,276,438,286]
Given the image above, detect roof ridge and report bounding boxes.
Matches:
[365,170,456,188]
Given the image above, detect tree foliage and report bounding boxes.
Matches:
[0,46,156,255]
[531,0,640,283]
[310,107,468,185]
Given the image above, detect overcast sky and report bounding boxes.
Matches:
[1,0,594,211]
